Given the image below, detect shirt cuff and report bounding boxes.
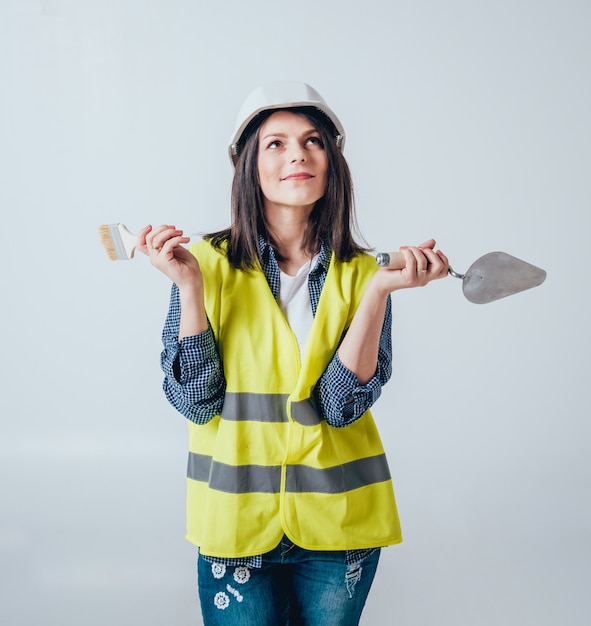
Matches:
[321,354,382,427]
[162,327,218,385]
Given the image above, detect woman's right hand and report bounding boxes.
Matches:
[137,224,201,290]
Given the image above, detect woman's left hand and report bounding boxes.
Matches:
[372,239,449,295]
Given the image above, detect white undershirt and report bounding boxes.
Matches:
[278,255,319,359]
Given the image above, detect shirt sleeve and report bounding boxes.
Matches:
[316,295,393,428]
[160,284,226,424]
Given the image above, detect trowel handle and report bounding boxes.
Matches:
[375,252,406,269]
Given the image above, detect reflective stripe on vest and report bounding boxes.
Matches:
[188,452,391,494]
[222,392,321,426]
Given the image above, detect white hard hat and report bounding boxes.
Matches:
[229,81,345,166]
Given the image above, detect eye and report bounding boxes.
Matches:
[266,139,282,149]
[306,136,323,147]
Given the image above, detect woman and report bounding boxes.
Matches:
[138,82,448,626]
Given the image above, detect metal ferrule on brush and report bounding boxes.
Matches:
[109,224,129,260]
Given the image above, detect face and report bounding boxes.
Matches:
[257,110,328,215]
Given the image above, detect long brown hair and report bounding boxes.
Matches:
[206,106,368,269]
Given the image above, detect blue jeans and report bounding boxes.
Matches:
[197,537,380,625]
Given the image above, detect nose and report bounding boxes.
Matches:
[289,143,306,163]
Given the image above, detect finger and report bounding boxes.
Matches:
[159,234,190,255]
[425,253,445,279]
[147,225,180,253]
[399,246,430,286]
[145,224,170,249]
[138,224,152,244]
[399,246,418,274]
[435,249,450,277]
[136,224,153,255]
[417,239,436,250]
[405,246,429,272]
[150,236,192,269]
[421,246,443,268]
[422,247,449,279]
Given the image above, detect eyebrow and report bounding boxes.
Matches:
[260,128,318,141]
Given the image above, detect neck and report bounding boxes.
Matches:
[264,203,315,275]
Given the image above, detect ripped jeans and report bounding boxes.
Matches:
[197,537,380,626]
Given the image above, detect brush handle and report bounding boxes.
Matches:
[117,224,138,259]
[375,252,406,269]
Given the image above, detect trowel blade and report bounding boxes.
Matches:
[462,251,547,304]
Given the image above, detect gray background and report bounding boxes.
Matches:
[1,0,589,624]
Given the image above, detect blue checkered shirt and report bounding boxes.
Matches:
[161,238,392,568]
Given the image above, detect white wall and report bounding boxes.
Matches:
[1,1,589,624]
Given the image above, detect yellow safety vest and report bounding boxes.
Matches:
[186,240,402,558]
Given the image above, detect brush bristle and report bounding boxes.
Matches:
[98,224,118,260]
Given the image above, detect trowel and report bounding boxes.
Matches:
[375,250,547,304]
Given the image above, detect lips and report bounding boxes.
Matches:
[282,173,314,181]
